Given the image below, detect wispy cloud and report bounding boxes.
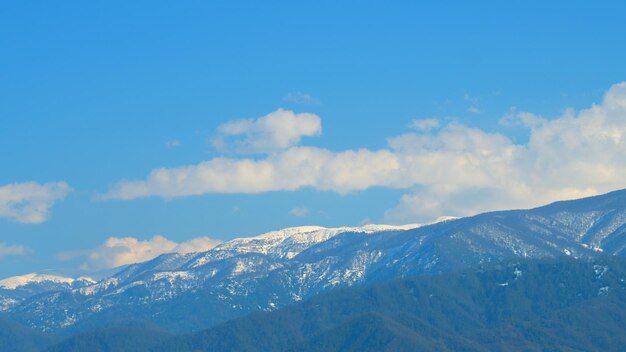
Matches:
[288,207,309,217]
[464,93,480,113]
[463,93,479,104]
[165,138,181,149]
[283,92,319,104]
[103,83,626,223]
[212,108,322,154]
[58,235,222,270]
[467,106,480,113]
[409,118,440,132]
[0,242,30,258]
[0,181,71,224]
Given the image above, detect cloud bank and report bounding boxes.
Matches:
[0,181,71,224]
[59,235,222,270]
[104,83,626,222]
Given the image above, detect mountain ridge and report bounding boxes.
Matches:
[46,255,626,352]
[3,189,626,334]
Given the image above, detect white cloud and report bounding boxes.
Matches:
[103,147,400,199]
[283,92,318,104]
[0,242,30,258]
[0,182,71,224]
[288,207,309,217]
[409,118,440,131]
[386,82,626,222]
[212,108,322,154]
[59,235,222,270]
[499,109,544,128]
[104,83,626,223]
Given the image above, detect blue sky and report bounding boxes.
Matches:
[2,1,626,278]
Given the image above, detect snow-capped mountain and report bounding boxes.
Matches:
[4,189,626,333]
[0,273,76,290]
[0,274,95,311]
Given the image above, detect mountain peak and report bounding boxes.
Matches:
[209,223,424,261]
[251,226,329,240]
[0,273,76,290]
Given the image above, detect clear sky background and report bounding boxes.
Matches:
[2,1,626,278]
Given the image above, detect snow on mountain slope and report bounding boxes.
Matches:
[0,274,96,312]
[193,223,423,264]
[71,224,423,299]
[0,273,95,290]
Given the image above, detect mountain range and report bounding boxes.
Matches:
[1,189,625,346]
[149,256,626,352]
[35,256,626,351]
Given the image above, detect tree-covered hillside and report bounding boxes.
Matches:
[153,256,626,352]
[15,256,626,351]
[0,315,58,352]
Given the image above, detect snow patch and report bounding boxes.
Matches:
[152,271,194,283]
[0,297,19,311]
[79,277,120,296]
[593,265,608,279]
